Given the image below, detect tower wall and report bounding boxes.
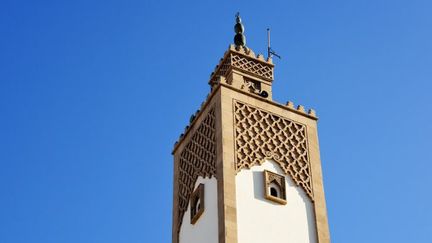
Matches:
[235,160,317,243]
[217,84,330,243]
[172,43,330,243]
[179,177,219,243]
[172,92,221,243]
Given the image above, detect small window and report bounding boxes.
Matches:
[269,183,279,197]
[264,170,287,204]
[190,183,205,224]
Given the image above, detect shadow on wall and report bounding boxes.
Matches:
[252,171,271,203]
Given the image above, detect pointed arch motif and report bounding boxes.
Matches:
[233,101,313,200]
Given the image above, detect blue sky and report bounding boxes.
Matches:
[1,0,431,242]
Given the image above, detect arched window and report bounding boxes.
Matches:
[190,183,205,224]
[264,170,287,204]
[269,182,280,197]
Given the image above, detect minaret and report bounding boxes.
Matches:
[172,14,330,243]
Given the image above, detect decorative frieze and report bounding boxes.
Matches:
[209,45,274,87]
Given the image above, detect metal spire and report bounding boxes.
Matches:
[234,12,246,47]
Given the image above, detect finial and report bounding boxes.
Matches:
[234,12,246,47]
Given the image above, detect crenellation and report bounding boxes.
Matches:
[297,105,305,113]
[285,101,318,118]
[267,57,273,64]
[308,109,317,117]
[286,101,295,108]
[256,54,265,61]
[189,115,196,124]
[247,49,255,58]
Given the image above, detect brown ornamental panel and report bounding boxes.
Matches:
[177,107,217,234]
[233,101,313,200]
[231,53,273,80]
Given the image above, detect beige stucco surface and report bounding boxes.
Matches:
[235,160,317,243]
[179,177,219,243]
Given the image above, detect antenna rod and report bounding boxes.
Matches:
[267,28,271,59]
[266,27,281,59]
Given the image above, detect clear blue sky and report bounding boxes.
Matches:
[1,0,431,242]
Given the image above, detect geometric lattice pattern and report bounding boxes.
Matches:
[177,107,217,233]
[231,54,273,80]
[233,101,313,199]
[210,51,273,86]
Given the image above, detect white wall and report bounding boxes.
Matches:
[236,160,317,243]
[179,176,219,243]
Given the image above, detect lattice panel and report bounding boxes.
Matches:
[218,58,231,78]
[234,101,313,199]
[231,54,273,80]
[177,107,217,233]
[210,57,231,85]
[210,52,273,86]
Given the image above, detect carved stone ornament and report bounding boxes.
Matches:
[177,107,216,234]
[234,101,313,199]
[209,49,274,86]
[231,53,273,79]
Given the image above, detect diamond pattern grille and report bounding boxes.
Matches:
[177,107,216,233]
[210,52,273,85]
[231,54,273,80]
[233,101,313,199]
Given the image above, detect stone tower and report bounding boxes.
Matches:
[171,14,330,243]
